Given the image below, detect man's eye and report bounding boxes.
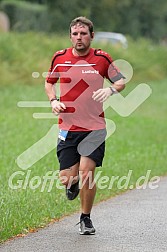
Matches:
[72,33,78,36]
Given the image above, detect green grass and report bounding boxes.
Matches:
[0,32,167,243]
[0,32,167,86]
[0,81,166,243]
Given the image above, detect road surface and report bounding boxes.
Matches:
[1,177,167,252]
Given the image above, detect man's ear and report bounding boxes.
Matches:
[91,32,94,40]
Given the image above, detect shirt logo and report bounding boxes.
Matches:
[82,69,99,74]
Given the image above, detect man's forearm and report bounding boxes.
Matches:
[112,78,125,92]
[45,81,57,101]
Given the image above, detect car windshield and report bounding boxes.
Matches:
[94,32,128,49]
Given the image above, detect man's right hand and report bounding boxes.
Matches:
[51,100,66,115]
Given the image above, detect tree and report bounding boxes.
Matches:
[46,0,91,32]
[1,0,167,40]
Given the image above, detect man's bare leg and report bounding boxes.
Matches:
[79,156,96,214]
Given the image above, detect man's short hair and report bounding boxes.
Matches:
[70,16,94,35]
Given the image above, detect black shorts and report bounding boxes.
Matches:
[57,129,106,170]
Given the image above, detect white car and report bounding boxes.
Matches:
[94,31,128,49]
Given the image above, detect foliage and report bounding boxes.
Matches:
[46,0,167,41]
[0,32,167,87]
[0,0,49,32]
[0,0,167,40]
[46,0,91,33]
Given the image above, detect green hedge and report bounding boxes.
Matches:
[0,0,49,32]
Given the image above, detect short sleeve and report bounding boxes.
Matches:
[46,53,60,84]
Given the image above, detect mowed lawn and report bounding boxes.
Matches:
[0,77,167,242]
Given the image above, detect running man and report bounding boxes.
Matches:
[45,16,125,235]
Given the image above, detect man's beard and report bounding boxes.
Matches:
[75,43,90,52]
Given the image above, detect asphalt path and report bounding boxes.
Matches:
[1,177,167,252]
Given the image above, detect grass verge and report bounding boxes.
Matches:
[0,79,167,242]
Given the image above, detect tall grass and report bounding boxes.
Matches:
[0,32,167,243]
[0,32,167,86]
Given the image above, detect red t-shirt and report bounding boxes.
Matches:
[46,48,123,131]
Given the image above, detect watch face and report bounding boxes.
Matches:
[110,86,117,94]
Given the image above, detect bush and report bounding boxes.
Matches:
[0,0,49,32]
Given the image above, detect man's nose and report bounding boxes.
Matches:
[77,33,81,39]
